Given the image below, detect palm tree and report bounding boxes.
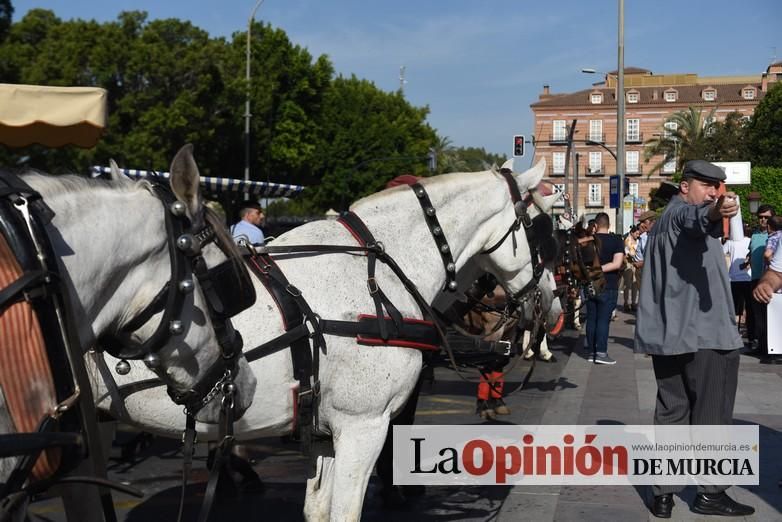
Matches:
[643,106,716,175]
[431,135,469,174]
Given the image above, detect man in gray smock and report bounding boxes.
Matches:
[634,160,754,518]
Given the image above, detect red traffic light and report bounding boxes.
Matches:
[513,135,525,157]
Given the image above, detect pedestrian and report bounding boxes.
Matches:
[764,215,782,263]
[231,202,266,246]
[723,224,752,334]
[748,204,776,362]
[633,210,657,272]
[584,212,624,365]
[635,160,754,518]
[622,225,641,312]
[753,238,782,302]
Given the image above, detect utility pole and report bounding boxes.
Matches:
[616,0,626,234]
[563,119,578,217]
[399,65,407,94]
[244,0,265,202]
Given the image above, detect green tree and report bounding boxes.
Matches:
[643,106,716,175]
[309,75,437,211]
[728,167,782,224]
[745,82,782,167]
[0,0,13,42]
[701,111,749,161]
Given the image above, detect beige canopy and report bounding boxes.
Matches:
[0,83,107,148]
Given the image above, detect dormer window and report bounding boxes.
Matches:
[664,89,678,102]
[702,88,717,101]
[591,92,603,104]
[627,90,639,104]
[742,87,756,100]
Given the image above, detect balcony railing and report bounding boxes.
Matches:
[549,133,568,144]
[549,165,566,177]
[626,132,644,144]
[585,196,605,208]
[587,167,603,176]
[587,133,605,143]
[625,165,643,176]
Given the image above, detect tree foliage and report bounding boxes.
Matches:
[642,106,716,174]
[728,167,782,223]
[0,9,442,215]
[745,82,782,167]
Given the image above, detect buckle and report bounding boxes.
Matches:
[286,284,302,297]
[367,277,379,295]
[498,340,512,356]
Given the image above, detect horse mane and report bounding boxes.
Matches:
[19,169,245,274]
[20,169,153,198]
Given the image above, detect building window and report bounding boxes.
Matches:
[704,115,716,136]
[552,120,567,141]
[664,90,677,102]
[589,120,603,142]
[627,92,639,104]
[629,183,639,199]
[663,121,678,138]
[591,92,603,104]
[742,88,755,100]
[626,118,640,142]
[662,156,676,174]
[588,183,602,207]
[552,152,566,174]
[702,89,716,101]
[626,151,640,174]
[553,183,565,207]
[589,152,602,174]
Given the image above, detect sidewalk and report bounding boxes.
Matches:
[494,307,782,522]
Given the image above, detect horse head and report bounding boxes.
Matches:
[474,159,560,300]
[24,145,257,424]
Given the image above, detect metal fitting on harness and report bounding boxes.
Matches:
[367,277,379,295]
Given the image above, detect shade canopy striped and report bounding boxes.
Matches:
[91,166,305,198]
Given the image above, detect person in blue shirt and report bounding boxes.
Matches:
[748,204,776,361]
[231,202,266,246]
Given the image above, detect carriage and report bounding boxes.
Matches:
[0,82,586,522]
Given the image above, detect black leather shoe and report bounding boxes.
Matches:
[692,492,755,516]
[650,493,674,518]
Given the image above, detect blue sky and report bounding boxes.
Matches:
[12,1,781,158]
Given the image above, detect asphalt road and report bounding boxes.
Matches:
[26,329,578,522]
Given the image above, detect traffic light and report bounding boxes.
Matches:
[513,135,525,157]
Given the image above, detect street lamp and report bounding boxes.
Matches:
[244,0,265,201]
[581,1,625,234]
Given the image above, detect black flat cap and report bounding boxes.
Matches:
[682,160,726,182]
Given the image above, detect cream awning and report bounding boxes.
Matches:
[0,83,107,148]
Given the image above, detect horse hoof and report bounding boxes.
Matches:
[476,400,496,420]
[540,355,558,363]
[490,398,511,415]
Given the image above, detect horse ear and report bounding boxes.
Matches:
[513,158,546,192]
[532,179,563,212]
[169,144,203,217]
[108,159,133,187]
[500,158,515,171]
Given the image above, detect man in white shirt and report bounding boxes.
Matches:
[723,230,752,329]
[633,210,657,270]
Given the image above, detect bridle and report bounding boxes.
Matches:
[98,180,255,416]
[411,168,556,335]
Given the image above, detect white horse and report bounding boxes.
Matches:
[0,145,257,519]
[93,160,559,520]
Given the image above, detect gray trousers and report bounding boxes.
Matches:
[651,349,740,496]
